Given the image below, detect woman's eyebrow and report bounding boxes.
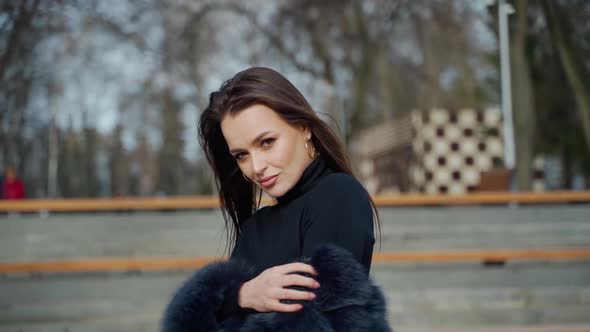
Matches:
[229,131,273,154]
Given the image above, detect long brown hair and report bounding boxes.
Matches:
[198,67,381,254]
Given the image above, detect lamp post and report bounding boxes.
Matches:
[487,0,516,176]
[498,0,516,173]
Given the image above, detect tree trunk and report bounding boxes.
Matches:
[110,125,130,197]
[510,0,535,190]
[157,91,184,196]
[347,2,377,146]
[46,76,64,198]
[414,16,441,110]
[540,0,590,155]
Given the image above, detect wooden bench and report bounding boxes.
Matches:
[0,191,589,212]
[1,248,589,274]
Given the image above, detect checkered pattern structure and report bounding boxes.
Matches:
[409,108,506,194]
[355,107,549,194]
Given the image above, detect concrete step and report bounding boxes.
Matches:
[387,287,590,311]
[377,206,590,225]
[371,261,590,288]
[1,205,589,261]
[386,289,590,326]
[388,304,590,326]
[399,326,590,332]
[2,322,590,332]
[1,262,589,330]
[0,205,588,330]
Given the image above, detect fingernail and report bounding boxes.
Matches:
[310,293,316,299]
[315,282,320,288]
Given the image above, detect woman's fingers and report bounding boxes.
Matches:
[240,263,319,312]
[270,302,304,313]
[280,274,320,289]
[275,288,316,301]
[270,288,316,311]
[276,262,317,276]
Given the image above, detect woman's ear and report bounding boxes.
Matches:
[302,126,312,140]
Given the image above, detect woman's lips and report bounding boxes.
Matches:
[259,175,278,188]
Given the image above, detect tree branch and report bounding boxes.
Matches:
[0,0,40,78]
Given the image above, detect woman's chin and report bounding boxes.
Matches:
[262,186,286,199]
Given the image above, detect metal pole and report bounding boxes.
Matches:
[498,0,516,171]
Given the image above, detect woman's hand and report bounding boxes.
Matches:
[238,262,320,312]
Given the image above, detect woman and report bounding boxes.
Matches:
[163,67,390,331]
[2,167,25,200]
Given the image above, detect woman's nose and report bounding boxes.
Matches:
[250,152,267,175]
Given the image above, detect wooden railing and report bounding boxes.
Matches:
[1,248,590,274]
[1,191,589,212]
[1,191,588,273]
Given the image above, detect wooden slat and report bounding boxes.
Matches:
[0,191,589,212]
[0,257,218,273]
[0,195,220,212]
[1,248,589,274]
[371,248,590,263]
[372,191,590,206]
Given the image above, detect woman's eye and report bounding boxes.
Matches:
[234,153,247,161]
[261,138,276,147]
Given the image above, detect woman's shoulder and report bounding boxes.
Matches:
[303,172,374,227]
[308,172,371,203]
[241,203,278,228]
[245,205,272,220]
[314,172,368,194]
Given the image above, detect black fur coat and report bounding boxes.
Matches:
[162,244,392,331]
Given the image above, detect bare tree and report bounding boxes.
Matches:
[541,0,590,155]
[510,0,536,190]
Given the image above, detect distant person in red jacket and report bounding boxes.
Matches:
[3,167,25,200]
[0,167,4,198]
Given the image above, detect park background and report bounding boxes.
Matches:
[1,1,590,332]
[1,0,589,198]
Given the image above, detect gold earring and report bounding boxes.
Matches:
[305,139,316,159]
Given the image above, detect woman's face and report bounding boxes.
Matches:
[221,104,314,198]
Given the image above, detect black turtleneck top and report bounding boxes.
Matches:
[217,157,375,319]
[230,157,375,274]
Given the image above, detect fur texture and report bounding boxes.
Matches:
[162,245,392,331]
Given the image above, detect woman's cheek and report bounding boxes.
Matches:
[280,139,296,163]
